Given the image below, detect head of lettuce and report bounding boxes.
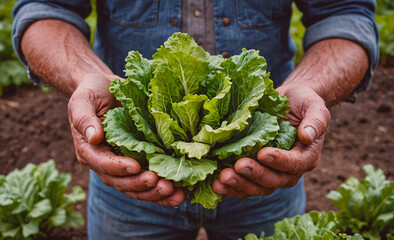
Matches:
[102,33,297,209]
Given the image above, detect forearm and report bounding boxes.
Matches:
[283,38,369,107]
[21,19,114,96]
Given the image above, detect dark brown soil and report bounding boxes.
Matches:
[0,62,393,239]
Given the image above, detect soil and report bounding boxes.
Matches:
[0,61,393,240]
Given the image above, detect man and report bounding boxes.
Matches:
[12,0,378,239]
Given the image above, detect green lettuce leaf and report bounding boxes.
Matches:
[171,94,208,136]
[160,32,210,61]
[147,154,217,185]
[191,176,222,209]
[151,109,187,149]
[110,78,160,145]
[153,48,210,96]
[193,50,270,146]
[103,107,164,155]
[124,51,153,96]
[200,71,232,129]
[257,73,289,119]
[193,102,256,145]
[267,121,297,150]
[265,211,339,240]
[149,66,183,113]
[213,112,279,159]
[221,49,267,114]
[171,141,210,159]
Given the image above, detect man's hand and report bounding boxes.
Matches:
[212,85,330,197]
[67,74,185,207]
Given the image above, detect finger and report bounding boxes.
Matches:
[257,139,323,174]
[213,181,251,198]
[98,171,159,192]
[212,179,249,198]
[235,157,302,189]
[153,189,186,207]
[68,88,104,145]
[72,127,141,176]
[218,168,276,196]
[298,101,330,145]
[124,179,174,201]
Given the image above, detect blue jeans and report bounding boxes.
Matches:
[87,171,305,240]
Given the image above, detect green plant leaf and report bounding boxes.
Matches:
[267,120,297,150]
[171,94,208,136]
[103,107,164,155]
[193,102,257,145]
[191,177,221,209]
[149,66,183,113]
[153,47,210,96]
[110,78,160,145]
[151,109,187,149]
[63,209,84,228]
[171,141,210,159]
[257,74,289,119]
[213,112,279,159]
[62,186,86,207]
[22,220,40,238]
[147,154,217,185]
[200,71,232,129]
[124,51,153,95]
[48,208,67,227]
[28,199,52,219]
[159,32,210,61]
[221,49,267,114]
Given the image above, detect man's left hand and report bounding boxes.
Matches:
[212,84,331,198]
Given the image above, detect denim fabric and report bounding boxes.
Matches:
[88,170,305,240]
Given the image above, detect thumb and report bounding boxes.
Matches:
[298,101,330,145]
[68,91,104,145]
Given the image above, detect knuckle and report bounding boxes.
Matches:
[101,176,113,187]
[126,192,139,200]
[284,176,301,188]
[114,182,127,192]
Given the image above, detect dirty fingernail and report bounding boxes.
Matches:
[158,188,169,196]
[226,178,237,185]
[262,156,274,163]
[239,168,252,176]
[304,127,316,141]
[170,200,179,207]
[85,127,95,142]
[144,181,155,188]
[127,167,138,174]
[219,188,228,194]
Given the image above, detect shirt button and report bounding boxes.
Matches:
[222,51,229,58]
[194,10,201,17]
[170,19,177,26]
[222,17,230,26]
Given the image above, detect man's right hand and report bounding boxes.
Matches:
[67,73,185,207]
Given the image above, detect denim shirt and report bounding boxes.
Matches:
[13,0,378,92]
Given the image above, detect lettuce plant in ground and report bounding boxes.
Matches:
[239,164,393,240]
[103,32,297,209]
[0,160,86,240]
[240,212,365,240]
[327,165,394,240]
[0,0,30,95]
